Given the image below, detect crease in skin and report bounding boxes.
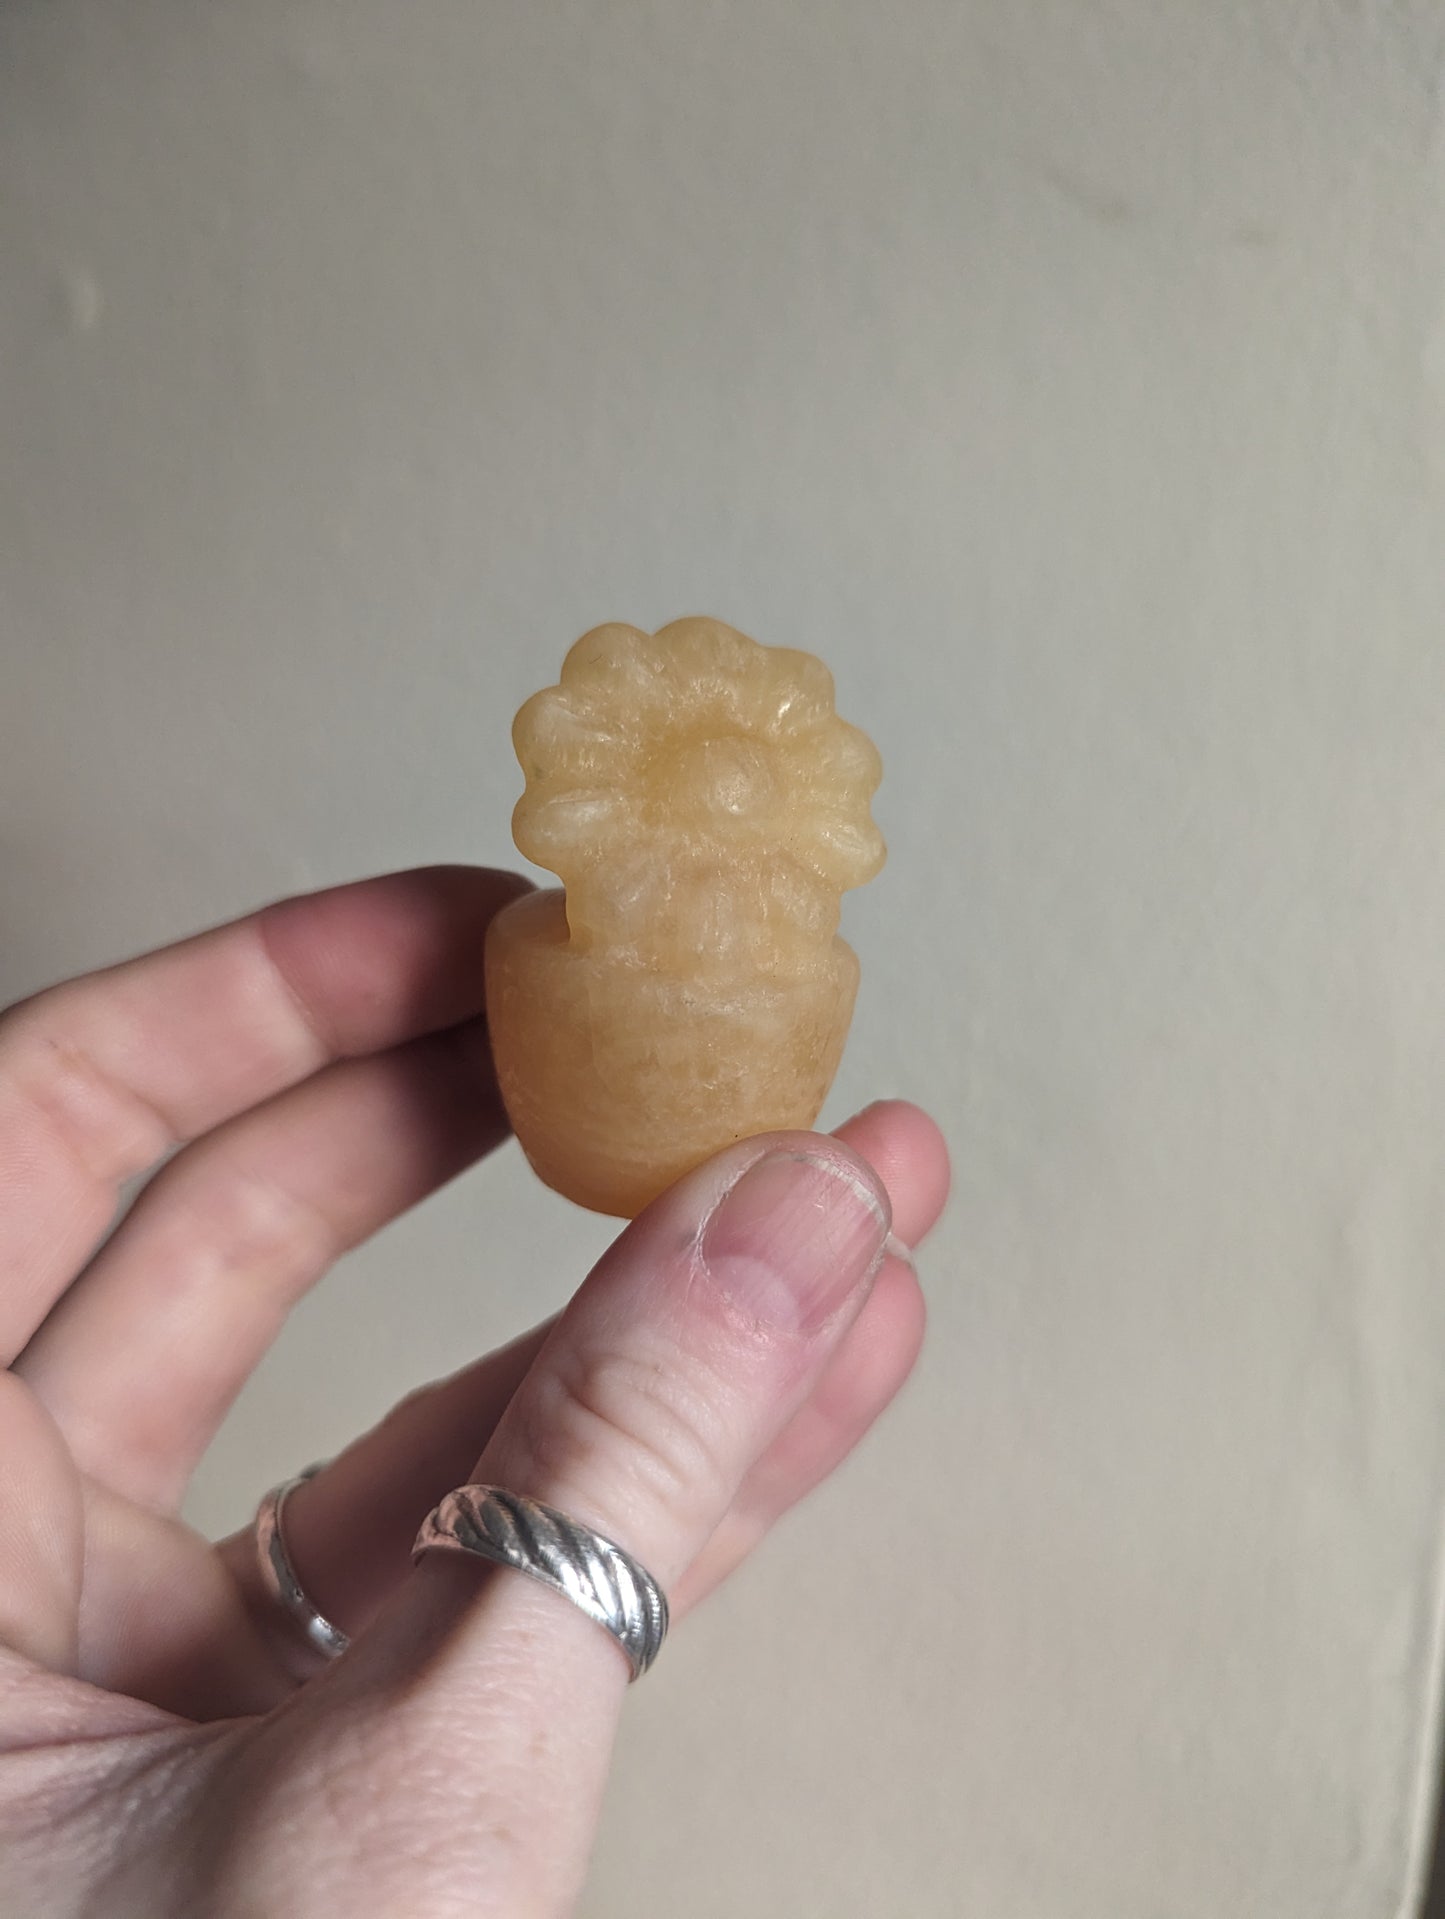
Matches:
[485,619,886,1218]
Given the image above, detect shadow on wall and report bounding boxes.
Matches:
[1424,1777,1445,1918]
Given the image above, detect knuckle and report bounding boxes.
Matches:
[0,995,173,1187]
[153,1157,339,1297]
[520,1337,736,1526]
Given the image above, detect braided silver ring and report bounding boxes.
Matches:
[253,1464,351,1667]
[413,1486,669,1681]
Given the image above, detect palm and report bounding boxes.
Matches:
[0,1378,277,1719]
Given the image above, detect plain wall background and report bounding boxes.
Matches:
[5,4,1445,1913]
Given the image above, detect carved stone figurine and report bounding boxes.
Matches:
[485,617,885,1216]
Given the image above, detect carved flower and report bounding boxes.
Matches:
[511,618,884,974]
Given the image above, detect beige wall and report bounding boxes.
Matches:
[5,4,1445,1913]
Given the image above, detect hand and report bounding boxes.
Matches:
[0,867,948,1916]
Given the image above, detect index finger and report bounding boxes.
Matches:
[0,865,528,1359]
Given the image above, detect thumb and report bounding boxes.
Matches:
[288,1134,891,1915]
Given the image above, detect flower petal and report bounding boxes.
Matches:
[652,617,764,683]
[512,686,628,783]
[789,807,887,890]
[753,647,838,739]
[512,784,634,875]
[561,624,675,729]
[809,719,883,798]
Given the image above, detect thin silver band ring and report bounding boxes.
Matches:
[253,1464,351,1666]
[413,1485,669,1681]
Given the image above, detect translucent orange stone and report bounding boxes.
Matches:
[485,618,885,1216]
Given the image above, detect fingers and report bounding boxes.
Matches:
[0,867,528,1360]
[0,1374,85,1672]
[218,1320,553,1671]
[673,1251,926,1607]
[18,1017,511,1511]
[289,1134,892,1911]
[825,1098,951,1248]
[223,1102,946,1657]
[686,1101,947,1610]
[222,1260,917,1668]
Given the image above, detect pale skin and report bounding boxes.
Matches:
[0,866,950,1916]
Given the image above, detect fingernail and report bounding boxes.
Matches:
[700,1150,890,1335]
[883,1231,917,1274]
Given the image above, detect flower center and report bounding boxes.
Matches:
[649,734,779,827]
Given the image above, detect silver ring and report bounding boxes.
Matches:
[253,1464,351,1666]
[413,1486,668,1682]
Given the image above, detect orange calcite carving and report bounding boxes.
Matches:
[485,618,885,1216]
